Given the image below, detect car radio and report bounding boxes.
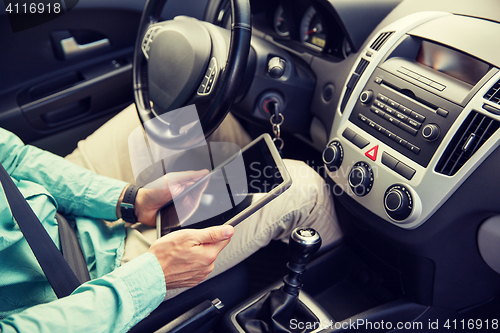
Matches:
[326,12,500,229]
[348,35,492,168]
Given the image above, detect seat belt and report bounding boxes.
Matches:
[0,163,81,298]
[56,213,91,284]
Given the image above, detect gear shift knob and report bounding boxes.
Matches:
[289,227,322,265]
[283,227,322,296]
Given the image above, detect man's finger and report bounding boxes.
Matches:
[201,238,231,256]
[194,225,234,245]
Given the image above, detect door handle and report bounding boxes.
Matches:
[60,36,110,59]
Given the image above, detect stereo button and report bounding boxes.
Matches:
[407,119,422,129]
[398,122,417,136]
[395,112,408,122]
[370,106,385,117]
[436,108,449,117]
[377,126,387,135]
[410,112,426,123]
[378,94,388,103]
[396,136,408,147]
[384,114,400,126]
[406,143,421,155]
[384,106,396,115]
[398,105,412,116]
[385,130,397,140]
[387,99,400,108]
[374,101,386,110]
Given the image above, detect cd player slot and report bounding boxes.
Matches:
[381,80,439,113]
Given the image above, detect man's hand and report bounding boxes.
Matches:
[117,169,209,227]
[148,225,234,289]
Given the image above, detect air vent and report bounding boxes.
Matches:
[484,79,500,105]
[436,111,500,176]
[355,58,370,74]
[340,58,370,112]
[370,31,394,51]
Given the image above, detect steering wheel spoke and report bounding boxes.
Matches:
[197,57,218,97]
[133,0,251,149]
[141,24,163,60]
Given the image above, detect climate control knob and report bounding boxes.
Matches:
[384,185,413,221]
[348,162,374,196]
[322,141,344,171]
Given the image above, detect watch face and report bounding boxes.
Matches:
[120,203,135,222]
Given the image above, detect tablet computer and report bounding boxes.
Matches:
[156,134,291,238]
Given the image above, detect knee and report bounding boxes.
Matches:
[283,160,330,204]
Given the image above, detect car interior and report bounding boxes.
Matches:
[2,0,500,332]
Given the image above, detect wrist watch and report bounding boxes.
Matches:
[120,185,140,223]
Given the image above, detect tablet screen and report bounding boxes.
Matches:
[157,136,288,237]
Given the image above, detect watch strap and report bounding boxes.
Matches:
[120,185,140,223]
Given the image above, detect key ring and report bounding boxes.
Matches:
[270,113,284,126]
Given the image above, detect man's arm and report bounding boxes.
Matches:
[0,252,165,333]
[0,225,234,333]
[0,128,127,219]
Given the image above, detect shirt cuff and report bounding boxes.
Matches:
[83,175,128,220]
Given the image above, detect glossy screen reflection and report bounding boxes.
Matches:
[158,138,285,236]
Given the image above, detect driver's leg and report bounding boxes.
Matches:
[65,104,252,183]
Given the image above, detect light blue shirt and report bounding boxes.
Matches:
[0,128,166,331]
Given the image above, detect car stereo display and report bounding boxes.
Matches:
[416,40,490,86]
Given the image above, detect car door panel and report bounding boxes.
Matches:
[0,0,213,154]
[0,5,145,145]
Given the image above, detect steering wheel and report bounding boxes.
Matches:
[133,0,251,149]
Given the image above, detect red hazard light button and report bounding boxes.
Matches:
[365,145,379,161]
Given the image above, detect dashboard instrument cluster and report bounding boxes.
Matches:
[213,0,352,59]
[264,0,350,58]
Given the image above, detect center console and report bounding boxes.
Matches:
[325,12,500,229]
[217,10,500,333]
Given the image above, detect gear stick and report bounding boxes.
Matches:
[283,228,322,296]
[236,227,322,333]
